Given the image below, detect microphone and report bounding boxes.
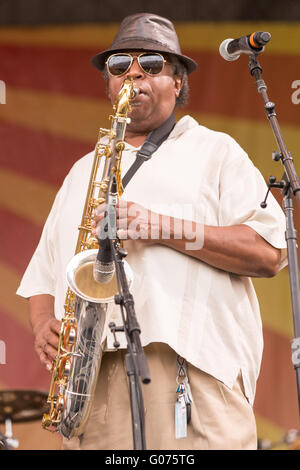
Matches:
[93,177,118,284]
[219,31,271,61]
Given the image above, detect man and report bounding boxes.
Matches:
[17,13,287,450]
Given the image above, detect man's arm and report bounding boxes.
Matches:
[93,200,281,279]
[29,294,61,371]
[160,220,281,278]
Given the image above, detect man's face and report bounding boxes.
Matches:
[106,51,183,134]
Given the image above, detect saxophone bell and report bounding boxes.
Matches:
[66,248,133,303]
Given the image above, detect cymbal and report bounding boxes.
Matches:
[0,390,49,423]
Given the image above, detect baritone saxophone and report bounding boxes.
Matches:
[42,78,138,439]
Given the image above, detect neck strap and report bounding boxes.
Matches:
[122,112,176,189]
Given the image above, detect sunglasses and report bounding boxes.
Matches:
[106,52,167,77]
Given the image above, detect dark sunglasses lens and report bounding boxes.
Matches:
[107,55,131,75]
[139,54,164,74]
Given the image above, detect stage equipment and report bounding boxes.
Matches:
[0,389,48,449]
[220,31,300,417]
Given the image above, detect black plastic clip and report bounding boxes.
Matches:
[261,174,285,208]
[109,321,124,349]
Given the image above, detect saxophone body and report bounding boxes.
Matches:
[42,79,137,439]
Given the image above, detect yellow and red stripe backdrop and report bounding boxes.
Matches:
[0,22,300,449]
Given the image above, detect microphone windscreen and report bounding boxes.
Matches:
[93,259,115,284]
[219,38,240,61]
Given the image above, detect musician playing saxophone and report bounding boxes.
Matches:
[17,13,287,450]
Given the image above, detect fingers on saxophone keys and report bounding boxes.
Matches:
[91,206,104,226]
[41,342,57,364]
[92,223,101,238]
[95,203,106,215]
[94,204,106,220]
[46,344,58,362]
[38,348,54,372]
[92,216,126,238]
[50,319,62,336]
[45,329,59,349]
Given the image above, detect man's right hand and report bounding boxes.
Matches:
[29,294,61,371]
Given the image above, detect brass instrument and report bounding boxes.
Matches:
[42,78,137,439]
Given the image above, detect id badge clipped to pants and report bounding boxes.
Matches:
[175,355,193,439]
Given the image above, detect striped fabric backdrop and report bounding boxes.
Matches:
[0,22,300,450]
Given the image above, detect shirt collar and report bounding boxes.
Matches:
[124,115,198,152]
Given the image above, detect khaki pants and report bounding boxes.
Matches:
[62,342,257,450]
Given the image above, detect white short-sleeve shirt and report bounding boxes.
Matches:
[17,115,287,405]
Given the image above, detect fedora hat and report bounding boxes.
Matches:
[91,13,197,75]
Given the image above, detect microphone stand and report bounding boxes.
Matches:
[248,53,300,416]
[105,175,151,450]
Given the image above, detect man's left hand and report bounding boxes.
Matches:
[92,199,160,242]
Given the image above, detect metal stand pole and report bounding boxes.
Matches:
[249,53,300,416]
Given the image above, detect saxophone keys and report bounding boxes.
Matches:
[116,141,125,152]
[62,323,77,348]
[92,197,105,207]
[104,147,112,158]
[85,236,98,249]
[58,357,72,380]
[56,394,66,412]
[42,413,53,429]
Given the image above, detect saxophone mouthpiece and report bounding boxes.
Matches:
[132,87,140,99]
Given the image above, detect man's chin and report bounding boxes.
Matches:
[128,105,149,122]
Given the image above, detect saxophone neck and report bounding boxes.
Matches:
[113,78,139,117]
